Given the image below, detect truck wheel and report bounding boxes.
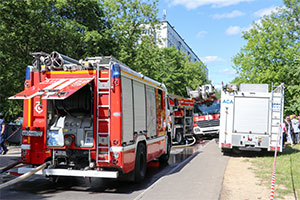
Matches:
[159,134,171,164]
[175,130,183,144]
[134,143,147,183]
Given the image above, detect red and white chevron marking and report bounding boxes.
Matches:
[269,125,281,200]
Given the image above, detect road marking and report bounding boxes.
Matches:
[134,139,214,200]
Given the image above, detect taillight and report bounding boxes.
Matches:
[22,137,28,144]
[222,143,231,148]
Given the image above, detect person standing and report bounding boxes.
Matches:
[282,120,287,148]
[0,112,8,155]
[284,116,294,145]
[291,115,300,144]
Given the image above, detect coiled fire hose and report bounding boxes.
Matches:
[0,162,48,190]
[173,136,196,148]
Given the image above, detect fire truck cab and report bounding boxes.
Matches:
[9,52,171,182]
[187,85,220,137]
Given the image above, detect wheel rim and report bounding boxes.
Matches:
[176,132,182,143]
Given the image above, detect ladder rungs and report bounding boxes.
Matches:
[98,146,110,149]
[98,105,109,108]
[98,91,109,94]
[97,160,110,163]
[98,119,109,122]
[98,132,109,135]
[97,67,111,164]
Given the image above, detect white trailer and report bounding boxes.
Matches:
[219,83,284,152]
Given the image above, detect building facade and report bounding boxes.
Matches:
[141,21,208,76]
[155,21,200,63]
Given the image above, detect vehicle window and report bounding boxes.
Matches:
[193,100,220,116]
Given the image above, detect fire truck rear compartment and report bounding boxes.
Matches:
[46,82,94,168]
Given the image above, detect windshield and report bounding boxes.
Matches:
[193,100,220,116]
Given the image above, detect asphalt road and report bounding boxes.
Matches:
[0,139,228,200]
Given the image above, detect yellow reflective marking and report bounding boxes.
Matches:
[28,99,31,127]
[121,70,163,89]
[46,70,96,74]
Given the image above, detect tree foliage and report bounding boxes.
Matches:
[0,0,208,121]
[232,0,300,116]
[131,38,208,96]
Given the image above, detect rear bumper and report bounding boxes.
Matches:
[10,166,119,178]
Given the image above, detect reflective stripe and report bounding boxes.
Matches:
[28,99,31,127]
[21,144,31,150]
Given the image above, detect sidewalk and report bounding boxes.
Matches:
[136,140,229,200]
[0,146,21,170]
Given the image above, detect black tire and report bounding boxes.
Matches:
[175,129,184,144]
[159,134,171,164]
[134,143,147,183]
[221,148,232,156]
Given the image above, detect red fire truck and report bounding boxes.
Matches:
[187,85,220,137]
[168,95,194,144]
[9,52,171,182]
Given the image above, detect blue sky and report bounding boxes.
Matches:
[157,0,285,88]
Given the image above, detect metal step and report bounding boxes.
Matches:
[98,91,109,94]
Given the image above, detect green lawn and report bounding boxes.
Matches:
[251,144,300,199]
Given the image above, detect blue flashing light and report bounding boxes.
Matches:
[112,64,121,78]
[25,66,31,80]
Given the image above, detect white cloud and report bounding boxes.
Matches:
[196,31,208,38]
[201,56,226,64]
[253,6,279,18]
[218,68,236,75]
[225,26,242,35]
[168,0,254,10]
[244,19,262,32]
[212,10,245,19]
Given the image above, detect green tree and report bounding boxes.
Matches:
[232,0,300,116]
[131,37,209,96]
[0,0,108,121]
[102,0,159,65]
[0,0,209,121]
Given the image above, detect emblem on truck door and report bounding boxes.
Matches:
[34,101,43,114]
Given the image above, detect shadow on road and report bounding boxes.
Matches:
[0,139,208,199]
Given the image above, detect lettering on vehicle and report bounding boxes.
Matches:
[272,103,281,111]
[222,99,233,104]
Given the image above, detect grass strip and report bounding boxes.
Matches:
[251,144,300,199]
